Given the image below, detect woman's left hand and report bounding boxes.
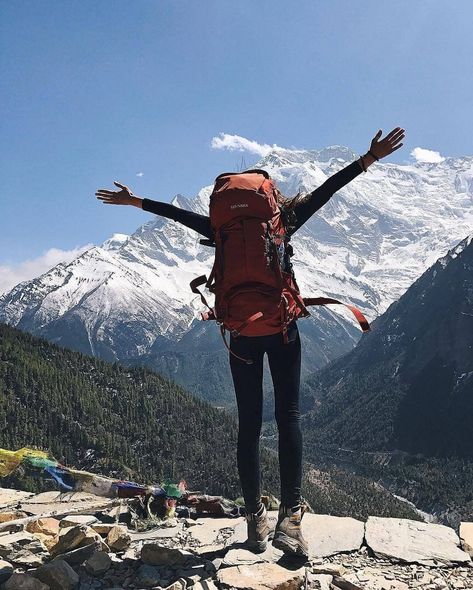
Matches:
[369,127,405,159]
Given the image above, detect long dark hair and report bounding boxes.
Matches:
[276,188,308,235]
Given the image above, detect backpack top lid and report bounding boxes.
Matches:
[214,168,270,181]
[210,169,279,229]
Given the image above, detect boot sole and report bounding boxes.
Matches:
[246,537,268,553]
[246,519,275,553]
[272,531,308,558]
[247,529,275,553]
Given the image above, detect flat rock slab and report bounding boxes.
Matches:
[193,542,226,555]
[19,491,116,516]
[190,517,245,547]
[217,562,305,590]
[223,545,283,566]
[307,573,332,590]
[460,522,473,557]
[344,570,409,590]
[129,524,182,541]
[365,517,472,566]
[59,514,98,528]
[193,581,219,590]
[210,512,362,558]
[0,511,29,524]
[228,520,248,545]
[302,514,364,558]
[0,488,34,509]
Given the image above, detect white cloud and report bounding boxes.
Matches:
[411,147,445,163]
[136,172,144,177]
[210,133,282,157]
[0,245,92,295]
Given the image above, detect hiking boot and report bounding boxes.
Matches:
[272,503,309,557]
[245,503,271,553]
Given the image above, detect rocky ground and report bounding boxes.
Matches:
[1,488,472,590]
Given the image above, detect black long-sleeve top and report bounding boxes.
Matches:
[141,160,363,240]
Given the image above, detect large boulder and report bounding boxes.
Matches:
[217,562,305,590]
[26,518,60,552]
[365,517,472,565]
[0,531,49,567]
[84,551,112,576]
[460,522,473,557]
[105,525,130,552]
[51,539,99,566]
[26,518,60,537]
[0,559,13,584]
[141,544,190,566]
[49,524,103,557]
[2,572,50,590]
[134,564,161,587]
[34,559,79,590]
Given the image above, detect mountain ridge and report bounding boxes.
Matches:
[1,147,472,404]
[302,234,473,455]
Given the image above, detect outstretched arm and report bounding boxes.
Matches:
[95,182,213,240]
[291,127,405,233]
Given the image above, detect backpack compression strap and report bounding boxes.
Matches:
[190,275,263,365]
[303,297,371,332]
[190,275,214,314]
[190,275,263,332]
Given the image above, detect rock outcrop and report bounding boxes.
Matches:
[0,487,472,590]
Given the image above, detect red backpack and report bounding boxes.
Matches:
[190,169,369,362]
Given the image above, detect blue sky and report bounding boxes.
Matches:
[1,0,472,291]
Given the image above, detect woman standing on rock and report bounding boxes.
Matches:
[96,127,404,558]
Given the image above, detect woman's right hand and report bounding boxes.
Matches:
[95,181,137,206]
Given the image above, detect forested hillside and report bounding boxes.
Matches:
[0,322,419,521]
[0,322,269,497]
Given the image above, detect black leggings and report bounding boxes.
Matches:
[229,321,302,511]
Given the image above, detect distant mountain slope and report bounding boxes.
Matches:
[1,148,472,404]
[302,235,473,457]
[127,308,360,408]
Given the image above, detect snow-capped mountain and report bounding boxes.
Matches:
[1,147,472,399]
